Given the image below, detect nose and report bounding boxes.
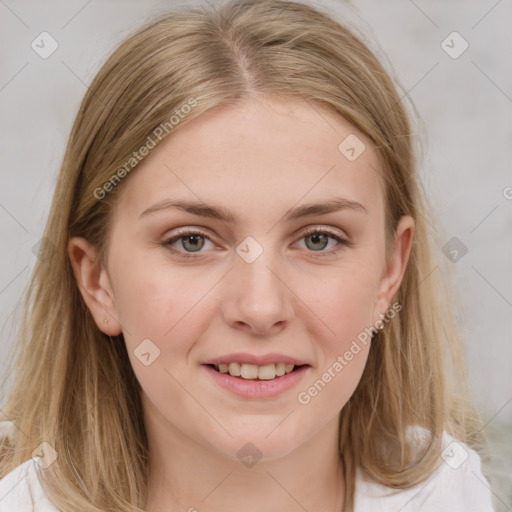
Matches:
[221,245,295,336]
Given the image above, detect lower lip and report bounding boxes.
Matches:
[203,364,310,399]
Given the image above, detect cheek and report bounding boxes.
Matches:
[295,273,375,416]
[112,268,218,413]
[300,259,382,343]
[291,258,380,408]
[300,343,371,431]
[110,255,220,356]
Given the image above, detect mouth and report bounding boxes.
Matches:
[205,362,309,381]
[203,362,310,399]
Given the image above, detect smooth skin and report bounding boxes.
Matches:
[68,95,414,512]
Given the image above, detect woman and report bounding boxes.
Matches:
[0,1,496,510]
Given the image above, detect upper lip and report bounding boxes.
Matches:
[203,353,310,366]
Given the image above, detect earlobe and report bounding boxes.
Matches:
[67,237,122,336]
[372,215,414,323]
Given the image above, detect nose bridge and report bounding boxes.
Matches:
[236,236,285,302]
[223,235,294,333]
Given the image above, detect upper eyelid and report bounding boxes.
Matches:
[164,225,348,240]
[163,226,349,249]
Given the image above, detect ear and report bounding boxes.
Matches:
[372,215,414,324]
[67,237,122,336]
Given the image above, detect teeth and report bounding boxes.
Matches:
[257,364,276,380]
[241,364,259,379]
[275,362,286,377]
[214,362,298,380]
[228,362,241,376]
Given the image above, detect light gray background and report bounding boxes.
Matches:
[1,0,511,507]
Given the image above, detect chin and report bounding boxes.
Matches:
[204,422,306,464]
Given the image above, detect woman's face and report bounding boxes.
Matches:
[70,95,413,462]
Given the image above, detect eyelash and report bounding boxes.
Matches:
[162,227,351,259]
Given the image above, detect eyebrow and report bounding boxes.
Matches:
[139,197,368,223]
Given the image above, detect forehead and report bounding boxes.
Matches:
[112,95,385,223]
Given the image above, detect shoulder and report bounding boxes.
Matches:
[0,456,59,512]
[354,426,496,512]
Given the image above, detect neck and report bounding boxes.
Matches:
[144,409,345,512]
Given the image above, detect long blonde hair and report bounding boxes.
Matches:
[0,1,490,510]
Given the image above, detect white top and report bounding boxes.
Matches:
[0,423,496,511]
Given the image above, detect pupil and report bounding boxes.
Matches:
[183,235,204,252]
[307,233,327,250]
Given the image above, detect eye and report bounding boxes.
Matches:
[162,227,350,258]
[162,229,215,258]
[295,228,350,256]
